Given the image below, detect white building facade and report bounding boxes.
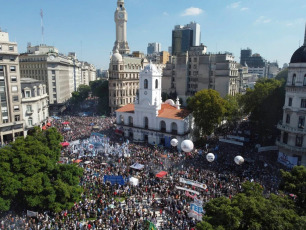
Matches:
[116,63,192,149]
[20,78,49,135]
[276,26,306,166]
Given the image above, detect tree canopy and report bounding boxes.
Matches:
[187,89,227,136]
[70,84,91,106]
[90,80,110,115]
[240,78,285,143]
[280,166,306,215]
[0,127,83,213]
[197,182,305,230]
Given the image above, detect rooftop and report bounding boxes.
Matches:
[116,103,191,120]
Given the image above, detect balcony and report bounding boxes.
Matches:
[26,110,34,115]
[276,140,306,153]
[277,123,306,135]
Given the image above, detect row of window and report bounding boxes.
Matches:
[0,45,14,51]
[283,132,303,147]
[0,56,16,61]
[112,82,138,87]
[291,74,306,86]
[143,79,159,89]
[0,75,17,82]
[285,114,305,129]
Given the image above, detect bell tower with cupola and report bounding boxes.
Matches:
[113,0,130,54]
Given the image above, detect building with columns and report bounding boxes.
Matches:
[109,0,146,113]
[115,62,192,149]
[0,30,24,144]
[276,25,306,166]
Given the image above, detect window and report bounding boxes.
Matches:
[9,46,14,51]
[144,79,148,89]
[301,99,306,108]
[10,66,16,72]
[53,94,56,98]
[283,132,288,144]
[11,86,18,92]
[11,76,17,82]
[144,117,149,129]
[288,98,292,106]
[13,95,18,102]
[292,74,296,85]
[155,79,158,89]
[10,56,15,61]
[28,118,33,126]
[160,120,166,132]
[298,116,305,129]
[52,76,55,80]
[13,105,19,112]
[53,88,56,92]
[51,70,55,74]
[0,56,3,61]
[14,115,20,122]
[286,114,290,124]
[296,135,303,147]
[171,122,178,135]
[26,105,32,112]
[304,75,306,86]
[0,45,2,51]
[25,91,31,98]
[52,82,56,86]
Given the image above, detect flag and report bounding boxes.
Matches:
[27,210,38,217]
[148,221,157,230]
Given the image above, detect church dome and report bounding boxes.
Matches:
[290,45,306,63]
[112,50,122,62]
[290,25,306,63]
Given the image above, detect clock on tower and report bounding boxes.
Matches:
[113,0,130,54]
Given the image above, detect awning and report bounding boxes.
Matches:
[130,163,144,170]
[156,171,167,178]
[62,121,70,125]
[74,159,82,163]
[42,126,47,130]
[46,122,52,127]
[60,142,70,147]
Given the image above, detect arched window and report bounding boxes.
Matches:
[144,79,148,89]
[160,120,166,132]
[155,79,158,89]
[171,122,178,135]
[128,116,133,126]
[119,115,124,124]
[303,74,306,86]
[144,117,149,129]
[292,74,296,86]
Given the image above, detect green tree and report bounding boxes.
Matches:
[224,94,242,124]
[188,89,227,136]
[240,78,285,143]
[78,84,91,100]
[0,127,83,213]
[197,182,304,230]
[90,80,110,115]
[275,68,288,82]
[280,166,306,215]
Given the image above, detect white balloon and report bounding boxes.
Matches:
[234,155,244,165]
[206,153,215,162]
[170,138,179,147]
[181,140,194,153]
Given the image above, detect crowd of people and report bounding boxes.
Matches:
[0,112,286,229]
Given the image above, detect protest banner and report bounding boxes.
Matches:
[179,177,207,189]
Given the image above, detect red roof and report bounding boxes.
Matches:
[116,103,190,120]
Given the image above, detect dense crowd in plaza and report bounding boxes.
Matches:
[0,112,286,230]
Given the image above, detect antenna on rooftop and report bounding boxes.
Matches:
[40,9,44,44]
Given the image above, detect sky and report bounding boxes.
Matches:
[0,0,305,70]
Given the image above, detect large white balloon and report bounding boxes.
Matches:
[234,155,244,165]
[181,140,194,153]
[170,138,178,147]
[206,153,215,162]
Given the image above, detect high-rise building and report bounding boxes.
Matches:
[172,22,201,56]
[276,25,306,166]
[147,43,161,55]
[162,45,240,104]
[0,30,24,144]
[240,48,267,68]
[108,0,146,113]
[19,45,96,115]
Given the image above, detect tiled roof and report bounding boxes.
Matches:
[116,103,191,120]
[116,104,135,113]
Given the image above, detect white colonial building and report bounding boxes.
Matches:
[20,78,49,135]
[116,63,192,149]
[276,25,306,166]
